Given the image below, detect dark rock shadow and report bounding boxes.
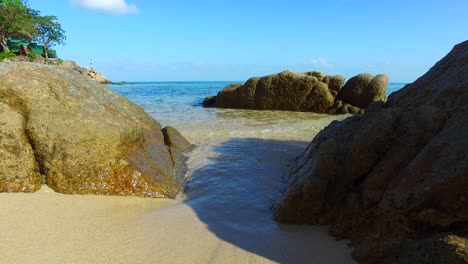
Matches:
[183,138,355,263]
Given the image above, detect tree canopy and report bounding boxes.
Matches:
[0,0,65,54]
[34,15,66,59]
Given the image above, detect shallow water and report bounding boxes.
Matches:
[109,81,404,263]
[1,81,405,263]
[111,81,406,262]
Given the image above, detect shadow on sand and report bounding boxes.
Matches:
[183,138,354,263]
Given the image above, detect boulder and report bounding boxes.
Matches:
[85,68,112,84]
[215,83,245,108]
[274,41,468,262]
[353,234,468,264]
[202,96,217,107]
[0,62,189,198]
[338,74,389,108]
[204,70,386,114]
[162,126,194,181]
[0,102,41,192]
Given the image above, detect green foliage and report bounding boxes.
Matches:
[0,50,15,61]
[0,0,37,51]
[34,15,66,59]
[0,0,66,56]
[28,50,36,62]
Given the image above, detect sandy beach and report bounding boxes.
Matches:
[1,117,357,264]
[1,185,355,264]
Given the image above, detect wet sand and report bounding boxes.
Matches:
[0,140,355,264]
[0,110,356,264]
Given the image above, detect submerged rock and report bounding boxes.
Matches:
[204,71,387,114]
[274,40,468,263]
[0,62,190,198]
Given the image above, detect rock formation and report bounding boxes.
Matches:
[203,71,388,114]
[273,41,468,263]
[0,62,191,198]
[61,60,112,84]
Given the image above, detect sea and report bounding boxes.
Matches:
[109,82,406,143]
[106,81,406,263]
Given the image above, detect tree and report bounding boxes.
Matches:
[34,15,65,61]
[0,0,37,51]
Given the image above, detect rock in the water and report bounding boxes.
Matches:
[204,70,386,114]
[162,126,194,181]
[202,96,217,107]
[338,74,389,108]
[0,62,189,198]
[162,126,192,152]
[274,41,468,263]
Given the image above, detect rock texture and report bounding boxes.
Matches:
[202,96,217,107]
[61,60,112,84]
[0,62,190,198]
[204,71,388,114]
[162,126,194,181]
[273,41,468,263]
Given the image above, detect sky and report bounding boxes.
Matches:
[27,0,468,82]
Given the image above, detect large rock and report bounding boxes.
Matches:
[61,60,112,84]
[162,126,194,181]
[0,102,41,192]
[0,62,190,198]
[205,71,387,114]
[338,74,389,108]
[274,41,468,263]
[353,234,468,264]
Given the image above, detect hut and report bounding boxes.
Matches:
[1,39,57,59]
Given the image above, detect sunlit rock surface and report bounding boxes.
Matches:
[0,62,190,198]
[204,71,388,114]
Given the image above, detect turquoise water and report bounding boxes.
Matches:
[387,83,408,95]
[107,81,405,263]
[109,81,407,129]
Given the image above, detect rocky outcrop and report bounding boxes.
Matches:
[162,126,194,181]
[203,71,388,114]
[337,74,389,108]
[202,96,217,107]
[61,60,112,84]
[273,41,468,263]
[0,62,191,198]
[84,68,112,84]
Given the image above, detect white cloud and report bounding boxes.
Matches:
[304,57,333,68]
[73,0,138,15]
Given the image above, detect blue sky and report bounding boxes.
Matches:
[28,0,468,82]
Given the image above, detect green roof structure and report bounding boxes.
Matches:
[5,39,26,53]
[1,39,59,59]
[29,43,45,56]
[47,49,57,58]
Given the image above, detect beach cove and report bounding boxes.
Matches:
[0,81,406,264]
